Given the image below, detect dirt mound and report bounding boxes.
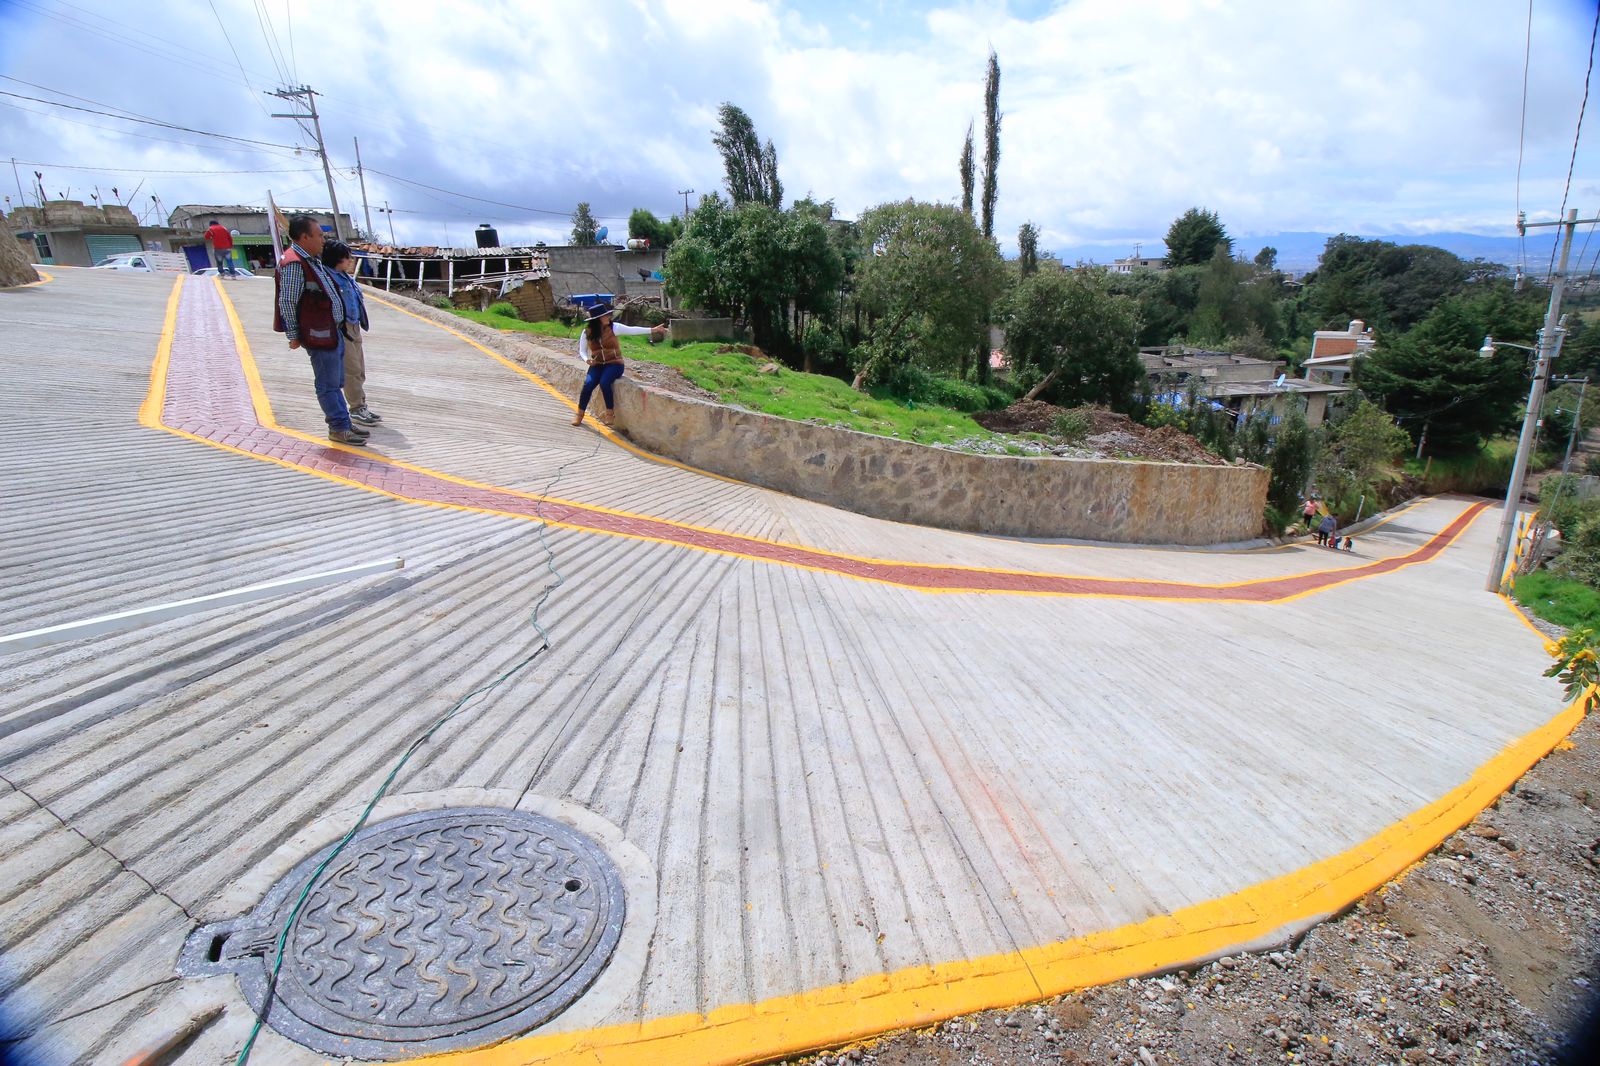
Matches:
[972,399,1062,435]
[974,402,1229,465]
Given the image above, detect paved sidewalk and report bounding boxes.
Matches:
[0,270,1573,1066]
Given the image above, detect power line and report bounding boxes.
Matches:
[253,0,291,84]
[11,159,317,175]
[1517,0,1533,276]
[361,167,632,221]
[0,87,304,151]
[1549,0,1600,278]
[207,0,273,118]
[0,98,297,155]
[10,0,268,88]
[285,0,298,83]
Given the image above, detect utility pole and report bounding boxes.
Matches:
[268,85,346,241]
[353,136,373,238]
[1486,207,1597,591]
[10,158,25,208]
[677,188,693,219]
[378,200,397,246]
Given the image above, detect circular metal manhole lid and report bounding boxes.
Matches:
[182,807,625,1060]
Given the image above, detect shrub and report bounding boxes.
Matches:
[1263,504,1293,536]
[1538,475,1600,538]
[881,364,993,413]
[1053,408,1091,442]
[486,301,521,319]
[1555,513,1600,588]
[1267,412,1318,515]
[1544,626,1600,707]
[1588,454,1600,477]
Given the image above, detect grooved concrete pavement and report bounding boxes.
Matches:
[0,269,1568,1065]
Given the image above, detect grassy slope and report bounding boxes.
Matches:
[450,309,1002,447]
[1514,569,1600,629]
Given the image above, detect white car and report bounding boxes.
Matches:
[92,251,189,273]
[192,265,264,279]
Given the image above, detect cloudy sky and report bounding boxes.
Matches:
[1,0,1596,259]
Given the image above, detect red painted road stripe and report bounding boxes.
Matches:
[161,281,1486,601]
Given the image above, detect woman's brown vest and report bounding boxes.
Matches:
[587,324,622,366]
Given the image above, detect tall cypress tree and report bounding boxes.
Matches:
[976,51,1002,384]
[959,121,975,218]
[979,51,1001,240]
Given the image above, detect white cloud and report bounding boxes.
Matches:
[0,0,1594,254]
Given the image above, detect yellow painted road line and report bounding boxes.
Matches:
[2,268,55,289]
[407,680,1591,1066]
[136,275,185,428]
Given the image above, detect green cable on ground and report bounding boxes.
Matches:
[235,434,601,1065]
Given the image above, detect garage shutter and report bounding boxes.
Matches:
[86,234,143,265]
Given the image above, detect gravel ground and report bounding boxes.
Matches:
[786,704,1600,1066]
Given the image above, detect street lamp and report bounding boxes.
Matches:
[1482,329,1564,591]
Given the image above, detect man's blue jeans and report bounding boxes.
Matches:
[308,336,352,431]
[215,247,238,276]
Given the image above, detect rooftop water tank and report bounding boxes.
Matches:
[475,224,499,249]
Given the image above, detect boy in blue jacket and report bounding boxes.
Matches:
[321,241,383,426]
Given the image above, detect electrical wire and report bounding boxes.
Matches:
[362,167,632,221]
[1517,0,1533,276]
[207,0,274,118]
[0,98,299,155]
[0,88,304,151]
[233,426,603,1066]
[251,0,290,85]
[10,160,317,175]
[1548,0,1600,279]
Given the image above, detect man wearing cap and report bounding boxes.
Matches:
[204,218,238,277]
[572,302,666,426]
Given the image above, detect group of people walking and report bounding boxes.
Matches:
[1302,497,1354,551]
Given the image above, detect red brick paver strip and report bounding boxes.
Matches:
[157,279,1485,602]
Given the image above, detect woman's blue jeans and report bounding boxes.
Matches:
[579,362,625,413]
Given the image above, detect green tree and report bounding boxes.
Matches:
[974,50,1003,386]
[570,201,599,246]
[1164,207,1231,267]
[851,200,1002,389]
[999,269,1143,409]
[627,208,682,250]
[1314,398,1410,500]
[979,50,1001,241]
[1188,246,1282,347]
[713,103,782,208]
[663,194,841,359]
[1303,235,1471,332]
[1017,222,1039,276]
[1267,410,1318,514]
[1356,298,1525,456]
[1254,246,1278,271]
[959,121,975,218]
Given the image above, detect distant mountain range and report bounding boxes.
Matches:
[1054,231,1533,274]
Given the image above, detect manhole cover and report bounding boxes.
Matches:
[180,807,625,1060]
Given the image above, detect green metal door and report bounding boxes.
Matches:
[86,234,142,265]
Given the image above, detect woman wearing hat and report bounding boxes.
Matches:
[572,302,667,426]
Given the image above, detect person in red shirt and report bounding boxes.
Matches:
[204,219,238,277]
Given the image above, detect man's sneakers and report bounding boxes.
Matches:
[329,427,368,446]
[351,405,383,425]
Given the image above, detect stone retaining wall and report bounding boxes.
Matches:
[410,302,1270,545]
